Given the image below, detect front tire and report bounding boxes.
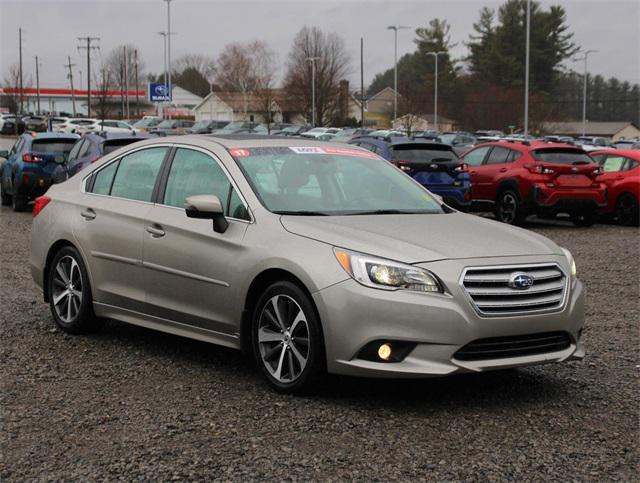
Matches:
[48,246,102,334]
[614,193,639,227]
[252,281,325,394]
[495,189,526,225]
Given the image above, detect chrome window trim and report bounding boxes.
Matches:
[458,262,569,318]
[80,142,253,224]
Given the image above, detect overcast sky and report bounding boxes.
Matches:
[1,0,638,91]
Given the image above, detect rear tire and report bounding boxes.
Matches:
[47,246,103,334]
[495,189,526,225]
[614,193,639,227]
[12,189,28,212]
[0,182,10,206]
[252,281,326,395]
[571,211,598,227]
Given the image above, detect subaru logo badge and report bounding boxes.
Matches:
[508,272,534,290]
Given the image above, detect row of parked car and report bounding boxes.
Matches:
[1,124,638,227]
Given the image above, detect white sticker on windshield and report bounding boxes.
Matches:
[289,147,326,154]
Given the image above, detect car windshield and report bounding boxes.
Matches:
[102,139,143,155]
[191,120,211,130]
[281,126,301,134]
[391,144,457,162]
[306,128,327,134]
[232,146,444,215]
[32,139,76,154]
[157,120,176,128]
[133,118,160,128]
[532,148,594,164]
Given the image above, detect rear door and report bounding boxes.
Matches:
[73,145,169,312]
[142,147,250,335]
[472,146,512,200]
[462,145,492,200]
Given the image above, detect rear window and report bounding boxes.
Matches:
[391,144,457,162]
[532,149,593,164]
[102,139,142,155]
[32,140,77,154]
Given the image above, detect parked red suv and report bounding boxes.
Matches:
[591,149,639,226]
[461,140,607,226]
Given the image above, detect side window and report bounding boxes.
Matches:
[486,146,511,164]
[78,140,92,158]
[110,147,167,202]
[464,146,491,166]
[67,140,84,163]
[12,138,24,155]
[602,155,626,172]
[91,160,120,195]
[163,148,247,219]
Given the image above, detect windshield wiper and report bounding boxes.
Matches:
[273,210,330,216]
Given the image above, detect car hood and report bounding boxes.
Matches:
[280,212,561,263]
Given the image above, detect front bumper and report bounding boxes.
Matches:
[313,254,585,377]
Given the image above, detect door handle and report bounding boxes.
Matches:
[499,167,508,173]
[80,208,96,220]
[146,224,165,238]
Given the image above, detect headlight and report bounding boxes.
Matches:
[560,247,577,278]
[333,248,442,293]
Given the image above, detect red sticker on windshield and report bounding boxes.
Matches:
[323,147,378,159]
[229,148,250,157]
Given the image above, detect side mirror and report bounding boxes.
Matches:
[185,194,229,233]
[0,150,9,159]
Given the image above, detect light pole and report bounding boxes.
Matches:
[524,0,531,136]
[573,49,597,136]
[426,51,445,131]
[387,25,410,123]
[306,56,320,127]
[157,31,168,119]
[164,0,173,119]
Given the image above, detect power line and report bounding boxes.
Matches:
[77,36,100,117]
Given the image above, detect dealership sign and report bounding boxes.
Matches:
[148,83,172,102]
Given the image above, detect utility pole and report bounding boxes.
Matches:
[120,54,125,119]
[77,36,100,117]
[18,27,24,113]
[164,0,173,119]
[124,46,130,119]
[426,51,445,131]
[360,37,365,128]
[523,0,531,137]
[134,49,140,118]
[65,57,77,117]
[306,57,320,127]
[387,25,410,123]
[158,32,168,119]
[35,56,41,115]
[574,50,597,136]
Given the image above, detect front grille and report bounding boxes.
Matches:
[454,331,571,361]
[461,263,567,317]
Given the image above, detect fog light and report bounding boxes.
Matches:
[378,343,392,361]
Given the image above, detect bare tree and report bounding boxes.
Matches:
[173,54,215,78]
[215,41,274,119]
[104,44,145,87]
[93,65,113,121]
[2,62,32,115]
[283,26,350,126]
[254,50,278,132]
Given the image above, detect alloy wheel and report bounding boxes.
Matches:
[257,295,310,383]
[51,255,83,324]
[499,193,517,224]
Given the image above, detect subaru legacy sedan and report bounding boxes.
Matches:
[30,136,585,394]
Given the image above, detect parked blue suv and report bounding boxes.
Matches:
[0,132,78,211]
[52,132,150,183]
[348,136,472,208]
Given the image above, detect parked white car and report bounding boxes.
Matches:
[54,118,98,134]
[300,127,342,139]
[76,120,137,135]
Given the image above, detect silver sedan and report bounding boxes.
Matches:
[30,136,585,394]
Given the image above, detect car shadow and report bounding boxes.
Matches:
[86,318,576,412]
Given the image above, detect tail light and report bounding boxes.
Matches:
[394,160,412,172]
[33,195,51,217]
[524,163,554,175]
[22,153,43,163]
[454,163,468,172]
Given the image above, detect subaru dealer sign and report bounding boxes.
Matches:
[148,83,172,102]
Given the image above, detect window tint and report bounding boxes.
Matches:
[486,146,511,164]
[532,149,593,164]
[32,140,77,154]
[91,160,119,195]
[163,148,247,219]
[464,146,491,166]
[506,150,522,162]
[110,147,167,202]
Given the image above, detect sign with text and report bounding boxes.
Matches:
[148,83,172,102]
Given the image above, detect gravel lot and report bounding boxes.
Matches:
[1,193,639,480]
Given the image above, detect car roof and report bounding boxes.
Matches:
[84,132,151,142]
[590,148,640,161]
[478,140,584,151]
[23,132,79,141]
